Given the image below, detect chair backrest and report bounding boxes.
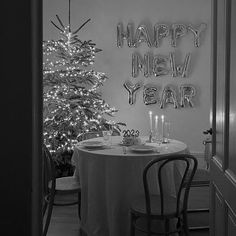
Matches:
[42,144,56,236]
[83,131,103,140]
[143,154,198,217]
[42,144,56,198]
[78,130,120,141]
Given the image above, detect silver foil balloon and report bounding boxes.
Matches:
[154,24,169,47]
[181,53,191,78]
[169,52,177,77]
[143,85,158,105]
[188,23,207,47]
[123,81,142,105]
[132,53,151,78]
[180,85,196,107]
[169,52,191,78]
[160,85,178,109]
[133,25,152,48]
[171,24,187,47]
[153,55,169,77]
[123,129,139,137]
[117,23,134,48]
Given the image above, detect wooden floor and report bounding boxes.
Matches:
[47,186,209,236]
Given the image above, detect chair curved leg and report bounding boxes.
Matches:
[147,218,151,236]
[43,192,55,236]
[182,212,189,236]
[43,198,48,216]
[129,212,135,236]
[78,191,81,220]
[176,217,183,236]
[165,219,170,235]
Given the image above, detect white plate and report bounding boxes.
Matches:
[129,144,156,153]
[80,140,105,148]
[119,142,133,146]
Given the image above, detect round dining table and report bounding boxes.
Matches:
[71,136,188,236]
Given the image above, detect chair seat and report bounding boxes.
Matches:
[134,217,170,235]
[49,176,80,193]
[131,194,183,218]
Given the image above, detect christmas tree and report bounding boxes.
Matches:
[43,1,125,162]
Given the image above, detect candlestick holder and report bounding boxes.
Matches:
[161,129,167,143]
[162,122,171,143]
[162,136,168,144]
[147,130,154,143]
[153,130,162,144]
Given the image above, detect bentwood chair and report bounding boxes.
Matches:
[42,144,56,236]
[42,144,81,236]
[129,154,198,236]
[78,130,120,141]
[82,131,103,140]
[76,131,103,142]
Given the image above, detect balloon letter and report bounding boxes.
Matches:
[171,24,187,47]
[153,55,169,77]
[117,23,134,48]
[180,85,196,107]
[132,53,151,78]
[160,85,178,109]
[123,81,142,105]
[154,24,169,47]
[170,52,191,78]
[143,85,159,105]
[188,23,207,47]
[134,25,152,48]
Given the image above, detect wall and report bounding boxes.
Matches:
[43,0,211,153]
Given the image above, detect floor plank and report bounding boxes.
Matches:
[47,185,209,236]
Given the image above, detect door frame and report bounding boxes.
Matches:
[210,0,236,235]
[31,0,43,235]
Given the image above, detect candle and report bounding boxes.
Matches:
[149,111,153,132]
[161,115,164,138]
[155,115,158,131]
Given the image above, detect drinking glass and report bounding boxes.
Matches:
[102,130,112,145]
[163,122,171,143]
[153,130,162,145]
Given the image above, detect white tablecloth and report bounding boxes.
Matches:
[72,136,188,236]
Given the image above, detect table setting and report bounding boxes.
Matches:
[74,134,185,157]
[73,110,177,157]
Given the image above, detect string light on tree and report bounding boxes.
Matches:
[43,0,125,155]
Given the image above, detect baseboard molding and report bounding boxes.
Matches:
[190,152,204,159]
[190,152,206,169]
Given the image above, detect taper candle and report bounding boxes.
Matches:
[149,111,153,132]
[155,115,158,131]
[161,115,164,138]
